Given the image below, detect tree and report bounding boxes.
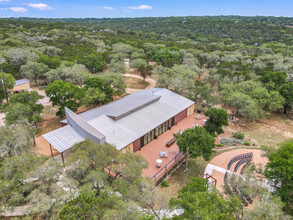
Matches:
[59,185,146,220]
[220,81,284,120]
[137,64,153,81]
[100,72,126,96]
[3,90,43,125]
[204,107,228,136]
[265,140,293,215]
[112,43,135,57]
[170,177,241,220]
[113,152,148,182]
[45,80,83,118]
[130,59,147,69]
[82,87,106,107]
[20,61,49,85]
[84,77,114,103]
[0,72,15,103]
[243,194,292,220]
[127,177,168,220]
[190,80,218,108]
[25,159,76,219]
[261,71,287,91]
[174,127,215,171]
[0,153,45,211]
[0,124,34,157]
[280,83,293,114]
[224,91,264,121]
[5,48,38,73]
[107,61,126,74]
[37,55,61,69]
[79,53,106,73]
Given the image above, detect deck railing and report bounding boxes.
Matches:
[151,152,188,185]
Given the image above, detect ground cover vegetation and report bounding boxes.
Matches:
[0,16,293,219]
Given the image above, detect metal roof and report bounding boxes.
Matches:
[65,107,106,143]
[43,125,85,153]
[15,79,29,86]
[43,88,194,152]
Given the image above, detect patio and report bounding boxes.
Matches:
[135,112,208,179]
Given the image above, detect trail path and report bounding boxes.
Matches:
[124,73,156,94]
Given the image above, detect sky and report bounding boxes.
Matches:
[0,0,292,18]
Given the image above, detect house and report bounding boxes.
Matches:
[13,78,30,92]
[43,88,195,158]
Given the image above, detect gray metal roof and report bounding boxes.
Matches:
[43,88,194,152]
[15,79,29,86]
[43,125,85,153]
[65,107,106,144]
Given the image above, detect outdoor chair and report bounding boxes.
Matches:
[164,150,168,158]
[160,150,164,158]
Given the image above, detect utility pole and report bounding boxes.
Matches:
[1,70,8,102]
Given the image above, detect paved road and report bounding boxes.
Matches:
[124,73,156,94]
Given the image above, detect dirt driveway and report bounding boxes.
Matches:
[124,73,156,94]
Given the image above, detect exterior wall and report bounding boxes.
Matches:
[187,104,195,116]
[174,109,187,124]
[133,139,141,152]
[121,143,133,153]
[13,83,30,92]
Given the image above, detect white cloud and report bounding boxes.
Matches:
[0,8,8,10]
[128,5,152,10]
[27,3,54,10]
[0,0,10,2]
[10,7,28,12]
[103,6,114,10]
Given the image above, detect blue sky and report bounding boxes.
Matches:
[0,0,292,18]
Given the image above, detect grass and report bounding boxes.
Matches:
[124,76,149,89]
[159,156,208,200]
[228,113,293,149]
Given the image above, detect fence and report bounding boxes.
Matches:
[152,152,188,186]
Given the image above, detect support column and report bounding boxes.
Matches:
[49,144,53,158]
[61,152,65,165]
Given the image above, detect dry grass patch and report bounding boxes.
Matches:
[227,113,293,149]
[124,76,149,89]
[158,157,208,200]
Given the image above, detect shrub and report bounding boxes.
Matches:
[161,180,169,187]
[220,138,244,146]
[39,85,47,90]
[216,143,224,147]
[244,141,250,146]
[233,132,245,140]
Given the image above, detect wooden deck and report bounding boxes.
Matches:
[135,112,208,179]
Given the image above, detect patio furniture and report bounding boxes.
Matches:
[195,114,202,120]
[156,159,162,168]
[166,138,176,147]
[203,119,207,122]
[164,150,168,158]
[160,150,164,158]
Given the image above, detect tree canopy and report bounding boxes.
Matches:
[265,140,293,215]
[45,80,83,118]
[204,107,229,136]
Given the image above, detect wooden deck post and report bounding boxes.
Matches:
[61,152,65,165]
[49,144,53,158]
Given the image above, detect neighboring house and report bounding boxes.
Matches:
[13,79,30,92]
[43,88,195,158]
